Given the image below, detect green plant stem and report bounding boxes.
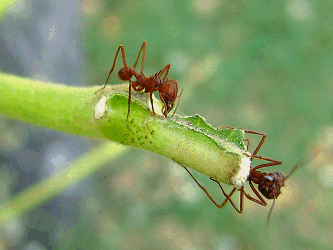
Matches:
[0,73,248,184]
[0,73,250,223]
[96,93,248,184]
[0,73,105,139]
[0,0,17,19]
[0,142,127,225]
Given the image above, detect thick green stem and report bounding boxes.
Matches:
[0,73,105,139]
[0,0,16,19]
[0,72,252,225]
[0,73,250,185]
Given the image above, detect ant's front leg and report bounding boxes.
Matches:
[126,81,145,121]
[217,126,267,157]
[96,45,129,93]
[242,130,266,157]
[243,180,267,206]
[251,155,282,171]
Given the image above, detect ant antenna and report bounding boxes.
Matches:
[172,88,184,116]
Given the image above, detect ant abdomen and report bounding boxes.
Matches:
[118,67,137,81]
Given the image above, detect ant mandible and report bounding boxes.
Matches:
[96,41,181,120]
[182,127,297,223]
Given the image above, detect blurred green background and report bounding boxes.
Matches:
[1,0,333,249]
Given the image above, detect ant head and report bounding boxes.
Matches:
[257,165,298,200]
[257,172,286,200]
[159,80,179,116]
[258,166,297,225]
[118,67,136,81]
[160,80,178,96]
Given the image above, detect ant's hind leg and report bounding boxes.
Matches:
[251,155,282,171]
[243,130,266,157]
[96,45,129,93]
[133,41,147,75]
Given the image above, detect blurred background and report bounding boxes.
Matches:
[0,0,332,249]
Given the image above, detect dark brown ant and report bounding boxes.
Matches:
[182,127,297,223]
[96,41,181,119]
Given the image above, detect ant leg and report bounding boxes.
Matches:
[244,139,250,151]
[182,166,242,213]
[210,178,243,213]
[251,155,282,171]
[171,88,184,116]
[217,125,233,129]
[218,126,251,150]
[96,45,129,93]
[266,198,276,225]
[126,82,132,121]
[149,92,156,116]
[245,181,275,225]
[239,186,244,213]
[158,64,171,81]
[127,82,145,120]
[131,81,145,92]
[216,126,266,157]
[132,41,147,75]
[159,93,168,118]
[243,180,267,206]
[243,130,266,157]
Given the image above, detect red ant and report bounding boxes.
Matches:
[96,41,181,119]
[182,127,297,223]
